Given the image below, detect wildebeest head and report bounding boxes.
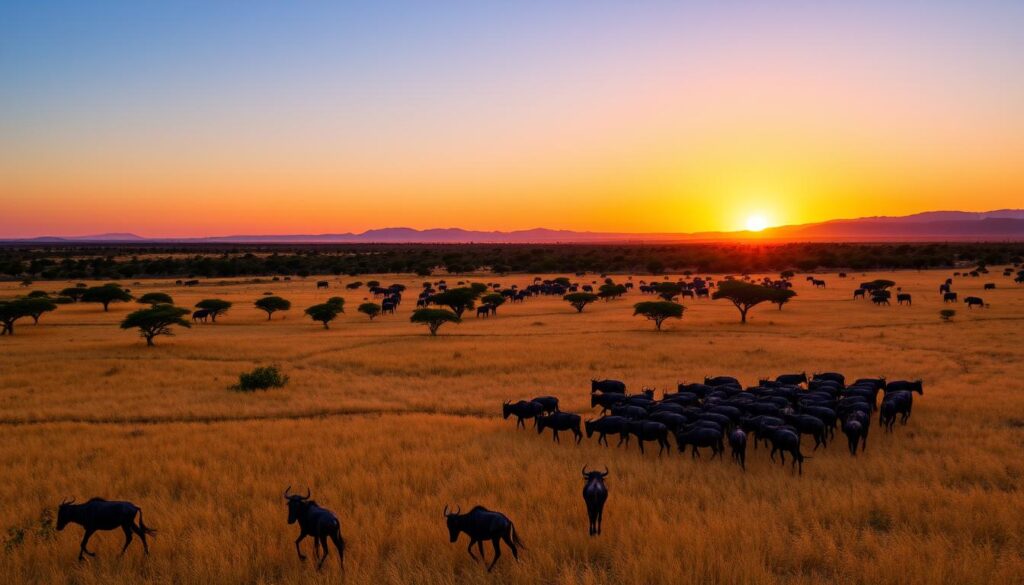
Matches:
[283,486,311,524]
[56,498,75,531]
[443,505,462,542]
[502,401,512,419]
[582,465,609,481]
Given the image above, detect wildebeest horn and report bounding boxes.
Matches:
[283,485,291,499]
[581,465,589,477]
[303,487,310,500]
[443,504,449,517]
[60,497,75,506]
[602,466,609,477]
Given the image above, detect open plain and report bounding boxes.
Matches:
[1,269,1022,585]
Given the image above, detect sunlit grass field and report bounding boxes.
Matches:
[1,269,1022,584]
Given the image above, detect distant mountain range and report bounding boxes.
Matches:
[6,210,1024,244]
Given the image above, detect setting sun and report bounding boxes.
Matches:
[745,215,770,232]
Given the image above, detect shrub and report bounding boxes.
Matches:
[232,366,288,392]
[939,309,956,322]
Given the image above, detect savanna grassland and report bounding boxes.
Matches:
[1,269,1023,585]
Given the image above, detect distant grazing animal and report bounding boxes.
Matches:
[939,283,950,294]
[775,372,807,385]
[853,288,866,299]
[897,293,912,306]
[704,375,739,387]
[943,292,958,303]
[871,292,890,305]
[536,412,583,444]
[813,372,846,386]
[584,416,631,447]
[675,427,724,459]
[316,281,329,289]
[283,487,345,570]
[476,304,495,318]
[444,505,523,572]
[812,279,826,288]
[382,301,396,314]
[56,497,155,561]
[767,428,807,475]
[591,379,626,394]
[728,429,747,470]
[984,283,995,290]
[581,466,609,536]
[191,309,211,322]
[842,419,864,455]
[964,296,984,308]
[502,400,544,429]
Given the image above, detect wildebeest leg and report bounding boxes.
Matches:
[574,429,582,444]
[330,530,345,569]
[486,538,502,572]
[120,524,134,555]
[552,430,560,443]
[79,529,96,561]
[502,528,520,560]
[295,532,308,561]
[466,538,479,561]
[769,446,777,463]
[637,439,645,455]
[691,446,699,459]
[317,535,329,570]
[516,417,523,429]
[132,522,150,554]
[477,540,485,561]
[597,506,603,535]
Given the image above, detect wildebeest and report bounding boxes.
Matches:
[382,301,396,314]
[775,372,807,385]
[728,429,747,470]
[591,392,626,414]
[502,400,544,429]
[984,283,996,290]
[853,288,866,299]
[585,416,631,446]
[444,505,523,572]
[964,296,984,308]
[192,309,211,322]
[675,427,724,459]
[812,279,826,288]
[871,292,890,305]
[625,420,670,455]
[897,293,912,305]
[530,395,559,413]
[316,280,329,289]
[943,292,958,303]
[581,466,609,536]
[284,487,345,570]
[56,497,155,561]
[767,428,808,475]
[591,379,626,394]
[885,380,923,393]
[536,412,583,444]
[476,304,495,318]
[842,418,864,455]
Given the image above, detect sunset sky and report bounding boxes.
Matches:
[2,1,1023,237]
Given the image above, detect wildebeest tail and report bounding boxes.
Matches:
[510,522,525,549]
[137,509,157,536]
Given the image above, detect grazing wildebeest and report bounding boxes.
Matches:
[530,395,559,413]
[964,296,984,308]
[591,379,626,394]
[728,429,747,470]
[853,288,866,299]
[812,279,826,288]
[897,293,912,305]
[536,412,583,444]
[191,309,211,322]
[476,305,492,318]
[382,301,396,314]
[444,505,523,572]
[675,427,724,459]
[56,497,155,561]
[984,283,996,290]
[581,466,609,536]
[585,416,631,447]
[316,280,329,289]
[283,487,345,570]
[943,292,958,303]
[776,372,807,385]
[871,292,890,305]
[625,420,670,455]
[885,380,923,394]
[704,375,740,387]
[502,400,544,429]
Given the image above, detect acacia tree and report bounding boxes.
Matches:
[120,305,191,346]
[654,282,684,301]
[195,299,233,322]
[563,292,599,313]
[60,287,87,302]
[21,297,58,325]
[255,296,291,320]
[305,303,341,329]
[633,301,685,331]
[0,300,33,335]
[137,292,174,305]
[410,308,460,336]
[358,302,382,320]
[598,283,627,301]
[326,296,346,312]
[712,280,796,324]
[429,287,479,318]
[82,284,133,311]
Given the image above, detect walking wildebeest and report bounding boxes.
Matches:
[776,372,807,385]
[502,400,544,429]
[581,467,609,536]
[728,429,747,471]
[964,296,984,308]
[191,309,211,322]
[283,486,345,571]
[591,379,626,394]
[56,497,155,561]
[853,288,866,299]
[767,428,808,475]
[536,412,583,444]
[812,279,826,288]
[984,283,996,290]
[943,292,958,303]
[625,420,671,455]
[444,505,523,572]
[316,280,329,289]
[530,395,559,413]
[584,416,631,447]
[897,293,912,305]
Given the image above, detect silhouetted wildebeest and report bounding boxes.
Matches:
[885,380,923,394]
[283,487,345,570]
[842,418,864,455]
[704,375,739,387]
[444,505,523,572]
[611,403,648,420]
[184,279,199,286]
[812,279,826,288]
[767,428,807,474]
[625,420,670,455]
[944,292,958,303]
[536,412,582,443]
[775,372,807,385]
[191,309,211,322]
[581,466,609,536]
[675,427,724,459]
[897,293,912,305]
[585,416,631,446]
[476,305,494,318]
[502,400,544,429]
[728,429,747,470]
[984,283,996,290]
[316,281,329,289]
[871,292,890,305]
[530,395,559,413]
[813,372,846,386]
[382,301,396,314]
[591,392,626,414]
[853,288,866,299]
[56,497,155,561]
[591,379,626,394]
[964,296,984,308]
[782,413,827,450]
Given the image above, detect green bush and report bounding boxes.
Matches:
[232,366,288,392]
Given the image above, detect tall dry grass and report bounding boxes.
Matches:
[1,269,1022,584]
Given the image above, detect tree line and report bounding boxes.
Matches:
[1,242,1021,281]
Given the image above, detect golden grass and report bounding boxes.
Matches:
[1,269,1022,584]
